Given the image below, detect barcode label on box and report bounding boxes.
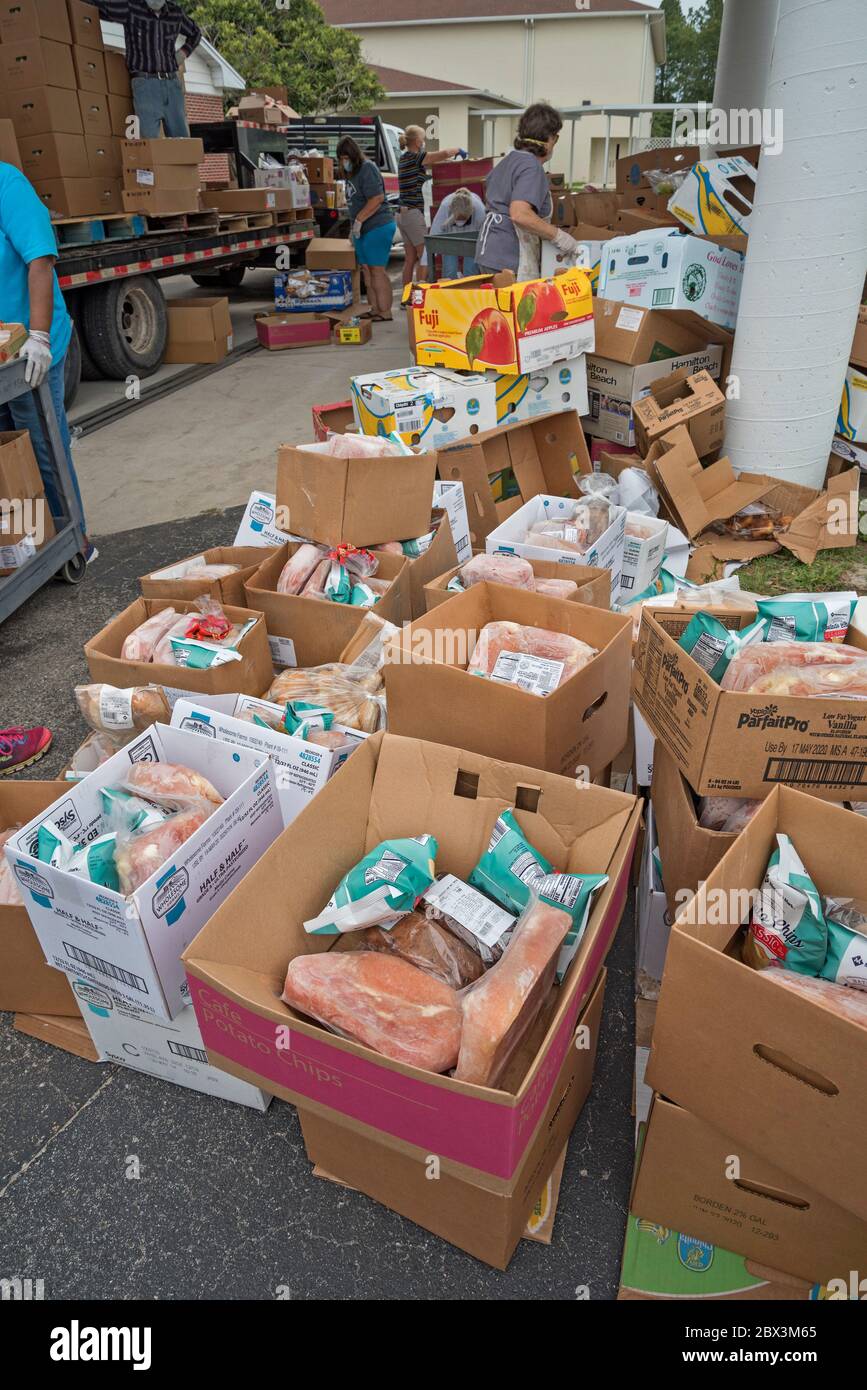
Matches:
[764,757,867,788]
[652,288,675,307]
[63,942,149,993]
[167,1039,208,1063]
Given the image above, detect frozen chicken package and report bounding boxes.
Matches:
[75,683,170,736]
[468,622,597,696]
[303,835,438,935]
[121,607,179,662]
[720,639,867,697]
[336,910,485,990]
[115,806,211,895]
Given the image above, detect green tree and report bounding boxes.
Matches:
[653,0,723,137]
[188,0,385,114]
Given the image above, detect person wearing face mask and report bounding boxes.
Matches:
[336,136,397,323]
[476,103,581,281]
[0,160,95,561]
[428,187,485,279]
[397,125,465,292]
[93,0,202,138]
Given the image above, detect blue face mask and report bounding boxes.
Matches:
[341,159,353,174]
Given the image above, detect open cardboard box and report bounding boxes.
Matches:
[601,230,744,332]
[667,155,756,238]
[651,743,742,920]
[423,554,610,613]
[486,493,626,605]
[632,368,726,458]
[297,970,606,1269]
[244,543,409,668]
[436,410,593,549]
[384,583,631,779]
[0,780,79,1016]
[633,605,867,800]
[276,440,437,548]
[631,1094,867,1287]
[647,786,867,1223]
[182,733,640,1199]
[139,546,273,608]
[5,725,283,1021]
[84,597,273,703]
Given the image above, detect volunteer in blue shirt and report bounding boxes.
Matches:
[337,136,397,322]
[0,161,93,557]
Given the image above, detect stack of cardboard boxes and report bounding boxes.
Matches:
[1,0,133,218]
[430,156,491,219]
[0,427,56,574]
[121,136,203,218]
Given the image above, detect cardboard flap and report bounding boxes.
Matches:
[650,436,775,539]
[776,465,860,564]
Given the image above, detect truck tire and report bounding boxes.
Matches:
[81,275,167,380]
[64,324,82,409]
[65,291,103,380]
[191,264,246,289]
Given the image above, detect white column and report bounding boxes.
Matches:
[723,0,867,486]
[713,0,779,113]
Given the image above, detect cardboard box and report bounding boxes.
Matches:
[0,324,29,364]
[79,90,110,136]
[384,583,631,778]
[75,987,271,1109]
[0,780,80,1016]
[84,133,119,178]
[18,129,89,179]
[7,84,83,136]
[233,490,291,549]
[572,189,622,226]
[585,298,730,447]
[633,606,867,800]
[0,118,23,169]
[615,208,679,236]
[410,266,594,374]
[104,48,130,96]
[304,236,356,271]
[0,428,43,500]
[298,971,605,1268]
[334,319,372,345]
[0,0,71,43]
[632,1095,867,1287]
[170,695,366,829]
[350,368,497,451]
[208,187,293,213]
[838,362,867,443]
[122,136,204,167]
[84,597,273,702]
[244,544,410,667]
[297,155,333,183]
[183,734,640,1195]
[668,156,756,237]
[635,801,673,1000]
[274,267,354,314]
[122,161,200,192]
[121,186,199,216]
[72,41,105,92]
[487,359,590,426]
[436,409,593,549]
[850,301,867,371]
[632,368,726,458]
[6,725,283,1020]
[0,498,55,574]
[15,1010,97,1060]
[163,297,232,365]
[255,312,331,351]
[647,788,867,1223]
[387,508,457,619]
[620,512,667,598]
[107,92,132,138]
[486,493,627,604]
[67,0,103,49]
[432,478,471,566]
[311,398,353,441]
[616,145,700,194]
[424,554,610,612]
[651,743,743,920]
[600,231,745,332]
[541,225,613,293]
[32,175,121,217]
[140,546,268,608]
[3,35,76,90]
[276,440,437,548]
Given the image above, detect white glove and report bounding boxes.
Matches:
[22,331,52,389]
[552,229,581,257]
[351,219,363,241]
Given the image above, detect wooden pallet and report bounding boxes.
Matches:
[273,208,297,227]
[217,213,249,233]
[143,208,220,235]
[246,211,275,230]
[53,212,145,248]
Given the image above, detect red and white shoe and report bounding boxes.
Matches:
[0,725,52,776]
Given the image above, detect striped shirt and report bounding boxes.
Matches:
[94,0,201,75]
[398,148,427,209]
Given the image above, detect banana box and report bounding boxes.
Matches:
[409,266,594,374]
[540,227,611,293]
[488,359,589,426]
[837,364,867,443]
[599,230,745,332]
[350,367,496,450]
[667,156,756,237]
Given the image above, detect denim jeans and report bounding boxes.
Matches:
[441,254,479,279]
[131,74,190,139]
[0,353,85,528]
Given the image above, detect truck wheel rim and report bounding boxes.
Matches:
[118,286,157,356]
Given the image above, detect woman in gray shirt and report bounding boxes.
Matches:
[476,103,580,280]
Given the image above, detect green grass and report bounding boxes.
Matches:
[737,540,867,597]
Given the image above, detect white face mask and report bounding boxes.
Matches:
[341,159,353,174]
[146,0,166,10]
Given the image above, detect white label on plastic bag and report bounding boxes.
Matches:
[490,651,564,695]
[615,306,643,332]
[269,636,297,669]
[136,169,155,186]
[766,614,796,643]
[689,631,727,673]
[98,687,135,731]
[424,874,515,950]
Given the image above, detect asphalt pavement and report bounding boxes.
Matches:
[0,506,637,1300]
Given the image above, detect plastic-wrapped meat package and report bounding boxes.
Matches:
[0,826,23,905]
[114,806,210,895]
[698,796,763,833]
[299,557,331,598]
[187,563,240,579]
[529,499,611,551]
[454,897,573,1087]
[121,607,179,662]
[760,968,867,1030]
[533,578,579,600]
[122,761,223,811]
[720,640,867,698]
[336,910,484,989]
[468,621,597,692]
[373,541,405,556]
[624,518,658,540]
[70,729,132,775]
[459,553,535,590]
[75,684,170,736]
[266,665,384,731]
[282,951,462,1072]
[277,544,328,596]
[299,432,405,458]
[307,728,356,750]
